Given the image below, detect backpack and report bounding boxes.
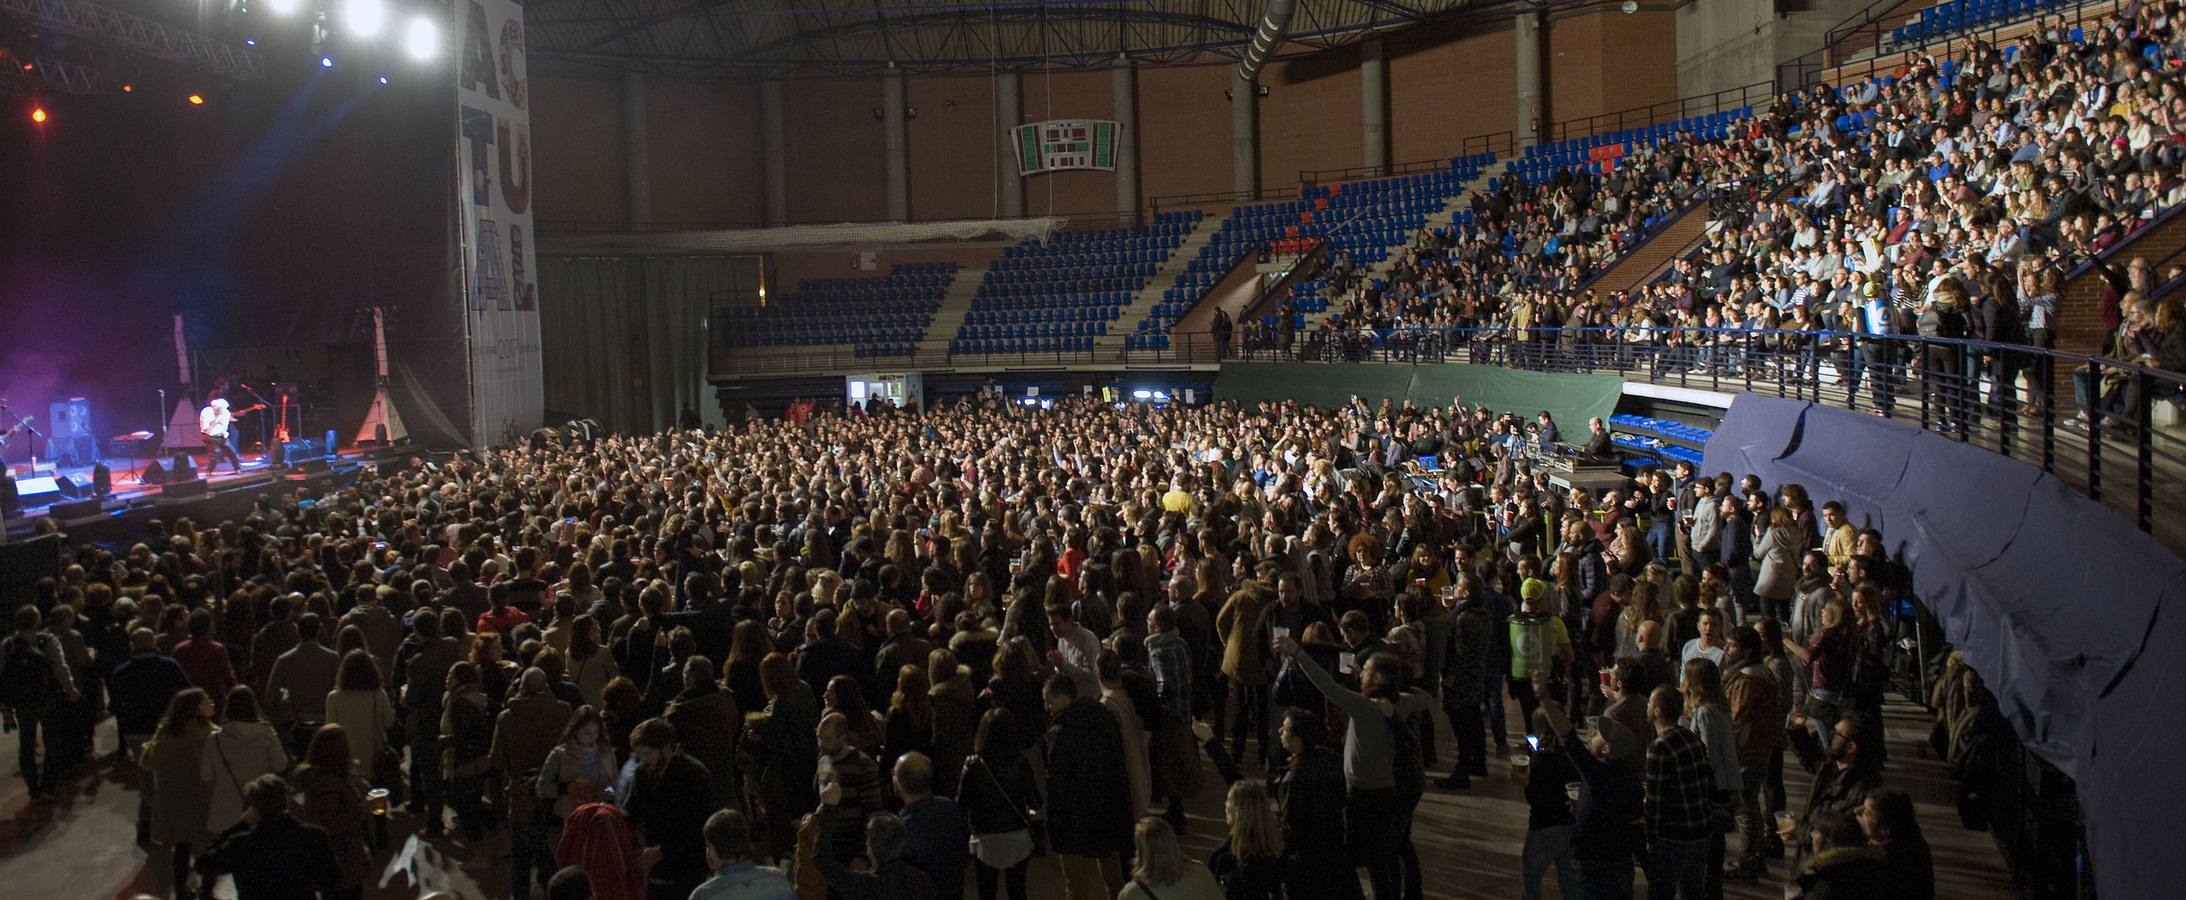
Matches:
[1385,712,1425,807]
[0,634,59,714]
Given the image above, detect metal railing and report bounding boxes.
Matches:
[1780,0,2118,93]
[1298,131,1516,185]
[1540,81,1776,146]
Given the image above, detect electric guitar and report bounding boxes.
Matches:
[0,415,30,449]
[201,403,267,442]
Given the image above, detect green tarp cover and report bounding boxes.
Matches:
[1213,363,1624,428]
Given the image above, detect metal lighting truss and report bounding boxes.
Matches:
[0,0,264,81]
[0,54,106,93]
[525,0,1484,75]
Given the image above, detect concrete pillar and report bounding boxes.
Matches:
[1231,73,1259,199]
[760,77,788,227]
[997,71,1023,218]
[1113,55,1140,220]
[621,68,651,227]
[1514,10,1548,148]
[882,63,909,222]
[1361,36,1388,176]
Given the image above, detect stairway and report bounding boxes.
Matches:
[1096,214,1227,350]
[910,264,990,367]
[1586,201,1714,296]
[1292,165,1501,335]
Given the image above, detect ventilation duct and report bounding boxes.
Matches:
[1233,0,1299,84]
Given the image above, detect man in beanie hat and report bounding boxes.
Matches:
[1538,672,1643,900]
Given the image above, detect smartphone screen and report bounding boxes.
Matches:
[1525,734,1541,751]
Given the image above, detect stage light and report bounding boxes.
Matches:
[244,38,255,46]
[30,106,46,124]
[402,16,438,60]
[122,83,133,92]
[265,0,300,13]
[377,75,389,85]
[187,93,205,105]
[320,55,335,68]
[341,0,387,39]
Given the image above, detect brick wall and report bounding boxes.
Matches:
[530,68,628,228]
[1548,7,1680,125]
[644,75,765,227]
[1389,26,1517,165]
[909,74,1003,222]
[1260,53,1361,186]
[783,76,890,224]
[1137,63,1236,203]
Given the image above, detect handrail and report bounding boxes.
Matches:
[1241,239,1329,323]
[1540,80,1774,146]
[1299,131,1515,185]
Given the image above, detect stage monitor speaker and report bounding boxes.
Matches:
[54,473,86,499]
[51,498,102,520]
[139,459,167,485]
[162,478,209,499]
[0,533,62,607]
[92,463,111,497]
[12,475,62,506]
[169,452,196,481]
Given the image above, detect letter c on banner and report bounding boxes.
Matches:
[500,18,528,111]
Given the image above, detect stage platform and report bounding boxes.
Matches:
[2,443,429,546]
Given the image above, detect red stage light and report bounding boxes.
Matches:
[30,106,46,124]
[187,93,205,105]
[122,83,134,93]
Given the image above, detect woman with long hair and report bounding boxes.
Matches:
[824,674,885,757]
[1859,788,1934,900]
[959,708,1042,900]
[200,686,288,837]
[294,724,371,900]
[1682,657,1743,899]
[538,705,620,827]
[1208,780,1285,900]
[927,648,978,796]
[724,619,773,715]
[143,687,217,899]
[1616,579,1663,658]
[566,615,620,708]
[981,637,1050,753]
[883,664,935,777]
[1120,817,1224,900]
[323,650,396,791]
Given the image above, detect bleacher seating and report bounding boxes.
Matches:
[723,261,956,358]
[1127,154,1497,350]
[1507,110,1751,184]
[1889,0,2066,48]
[1608,414,1711,467]
[950,211,1201,355]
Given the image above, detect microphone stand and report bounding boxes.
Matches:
[238,382,274,460]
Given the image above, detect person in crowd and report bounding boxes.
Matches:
[494,667,575,900]
[1043,672,1135,900]
[1681,658,1741,899]
[264,614,339,752]
[1278,635,1432,900]
[323,649,397,816]
[540,706,620,842]
[199,686,288,841]
[1858,787,1933,900]
[1438,572,1492,790]
[198,774,343,900]
[961,707,1041,900]
[1270,708,1353,898]
[1784,710,1885,867]
[894,751,969,900]
[1507,698,1582,900]
[440,660,495,841]
[396,609,462,838]
[292,725,372,900]
[1646,684,1717,900]
[1541,675,1644,899]
[1208,779,1285,900]
[142,687,217,899]
[663,655,741,814]
[691,809,795,900]
[622,718,716,899]
[1120,817,1225,900]
[5,605,81,802]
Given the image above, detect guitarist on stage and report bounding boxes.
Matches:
[198,397,247,473]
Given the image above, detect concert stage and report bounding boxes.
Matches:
[1,443,428,546]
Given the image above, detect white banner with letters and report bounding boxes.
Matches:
[456,0,544,447]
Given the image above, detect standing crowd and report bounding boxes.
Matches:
[5,393,1944,900]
